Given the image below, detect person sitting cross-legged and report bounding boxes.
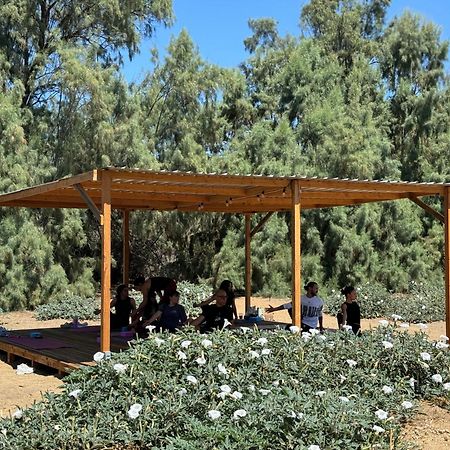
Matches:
[143,291,187,333]
[191,289,233,333]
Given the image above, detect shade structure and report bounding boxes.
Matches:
[0,167,449,352]
[0,167,446,212]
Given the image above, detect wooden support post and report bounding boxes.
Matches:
[245,214,252,313]
[123,210,130,286]
[444,188,450,338]
[100,172,112,353]
[291,180,301,327]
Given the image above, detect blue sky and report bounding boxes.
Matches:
[123,0,450,82]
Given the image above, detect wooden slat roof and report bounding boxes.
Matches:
[0,167,446,213]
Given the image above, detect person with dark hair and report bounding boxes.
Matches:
[337,286,361,335]
[110,284,136,330]
[191,289,233,332]
[143,291,187,333]
[194,279,238,320]
[265,281,324,333]
[132,275,177,325]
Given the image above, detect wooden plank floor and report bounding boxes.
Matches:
[0,326,133,374]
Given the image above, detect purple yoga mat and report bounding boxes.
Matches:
[5,336,73,350]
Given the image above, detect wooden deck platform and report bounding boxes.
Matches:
[0,326,133,374]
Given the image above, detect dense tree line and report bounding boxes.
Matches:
[0,0,449,310]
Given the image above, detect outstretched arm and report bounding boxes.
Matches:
[143,310,162,328]
[266,304,287,313]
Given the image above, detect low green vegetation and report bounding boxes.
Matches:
[325,281,445,323]
[1,327,449,449]
[34,293,100,321]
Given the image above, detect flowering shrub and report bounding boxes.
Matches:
[1,326,450,449]
[34,293,100,321]
[177,281,212,317]
[325,280,445,322]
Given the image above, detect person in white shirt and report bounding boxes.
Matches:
[266,281,324,333]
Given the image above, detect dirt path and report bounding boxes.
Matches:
[1,306,449,448]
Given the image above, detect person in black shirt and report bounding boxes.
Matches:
[194,279,238,320]
[143,291,187,333]
[191,289,233,332]
[110,284,136,330]
[337,285,361,335]
[132,275,177,324]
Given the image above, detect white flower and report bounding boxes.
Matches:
[248,384,256,392]
[113,363,128,374]
[240,327,251,334]
[346,359,357,367]
[1,429,7,436]
[177,351,187,360]
[222,319,231,329]
[401,401,413,409]
[249,350,260,359]
[181,340,192,348]
[261,348,272,356]
[435,341,449,350]
[217,363,228,375]
[154,337,164,347]
[382,386,393,394]
[339,396,349,403]
[259,389,271,396]
[288,411,297,418]
[208,410,221,420]
[195,356,207,365]
[373,425,385,433]
[408,378,416,388]
[217,392,227,400]
[127,403,142,419]
[339,374,347,383]
[302,332,312,341]
[12,409,23,419]
[417,323,428,330]
[201,339,212,348]
[257,337,268,346]
[297,412,304,419]
[69,389,82,398]
[378,320,389,327]
[145,325,156,332]
[186,375,198,384]
[432,374,443,383]
[308,446,321,450]
[233,409,247,419]
[399,323,410,329]
[382,341,393,349]
[289,325,300,333]
[375,409,388,420]
[93,352,104,363]
[443,383,450,391]
[420,352,431,361]
[309,328,320,336]
[440,335,449,342]
[272,380,280,386]
[315,391,326,397]
[220,384,232,394]
[178,388,187,396]
[342,325,353,332]
[391,314,402,321]
[231,391,243,400]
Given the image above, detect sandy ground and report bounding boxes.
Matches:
[1,303,450,448]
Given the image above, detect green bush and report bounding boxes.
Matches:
[34,293,100,321]
[325,280,445,323]
[1,327,450,449]
[177,280,212,317]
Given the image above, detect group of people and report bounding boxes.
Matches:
[266,281,361,335]
[109,276,237,334]
[110,275,361,335]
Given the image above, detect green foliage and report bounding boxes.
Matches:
[177,280,212,317]
[1,0,450,309]
[34,293,99,321]
[1,327,450,449]
[325,280,445,323]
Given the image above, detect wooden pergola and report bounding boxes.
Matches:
[0,167,449,351]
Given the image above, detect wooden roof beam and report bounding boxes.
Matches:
[410,196,444,223]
